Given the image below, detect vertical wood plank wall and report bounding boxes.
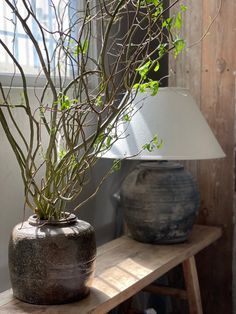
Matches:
[170,0,235,313]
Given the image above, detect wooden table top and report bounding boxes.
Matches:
[0,225,221,314]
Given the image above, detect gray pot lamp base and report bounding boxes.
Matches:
[104,88,225,243]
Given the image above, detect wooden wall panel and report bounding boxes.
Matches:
[169,0,203,180]
[198,0,235,313]
[170,0,235,313]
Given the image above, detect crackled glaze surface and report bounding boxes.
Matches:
[9,218,96,305]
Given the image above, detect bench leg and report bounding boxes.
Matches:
[182,256,203,314]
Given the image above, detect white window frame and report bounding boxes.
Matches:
[0,0,87,88]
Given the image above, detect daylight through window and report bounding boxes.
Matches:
[0,0,78,77]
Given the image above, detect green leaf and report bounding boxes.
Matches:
[133,80,159,95]
[142,134,163,152]
[162,17,173,32]
[153,4,163,17]
[94,132,105,148]
[158,43,167,58]
[140,0,160,6]
[149,0,159,5]
[174,12,182,30]
[95,95,103,107]
[61,95,71,110]
[106,135,112,148]
[123,113,131,122]
[82,39,89,54]
[133,83,140,90]
[142,143,152,152]
[180,4,187,12]
[174,38,185,58]
[50,127,57,135]
[153,135,163,149]
[149,80,159,96]
[139,82,149,92]
[74,39,89,56]
[136,60,151,79]
[69,154,77,170]
[55,94,74,110]
[154,61,160,72]
[59,149,66,160]
[112,159,121,172]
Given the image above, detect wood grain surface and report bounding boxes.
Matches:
[0,225,221,314]
[170,0,235,313]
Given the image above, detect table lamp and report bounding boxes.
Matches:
[104,88,225,244]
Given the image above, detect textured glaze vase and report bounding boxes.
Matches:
[8,213,96,305]
[121,162,200,244]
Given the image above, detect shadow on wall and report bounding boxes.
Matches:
[73,159,139,246]
[0,125,32,292]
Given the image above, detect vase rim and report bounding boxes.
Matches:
[28,212,77,226]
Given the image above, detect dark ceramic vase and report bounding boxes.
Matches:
[8,213,96,305]
[121,162,200,244]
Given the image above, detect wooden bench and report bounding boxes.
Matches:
[0,225,221,314]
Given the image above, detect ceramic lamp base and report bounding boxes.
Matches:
[121,161,200,244]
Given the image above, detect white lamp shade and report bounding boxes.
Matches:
[104,87,225,160]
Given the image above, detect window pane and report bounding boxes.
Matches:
[0,0,76,77]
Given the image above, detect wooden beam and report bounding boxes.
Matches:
[170,0,235,312]
[183,257,203,314]
[169,0,203,179]
[143,284,188,299]
[197,0,235,313]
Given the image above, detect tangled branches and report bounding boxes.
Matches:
[0,0,185,219]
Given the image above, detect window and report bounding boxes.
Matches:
[0,0,82,85]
